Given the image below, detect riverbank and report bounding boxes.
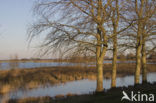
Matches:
[8,82,156,103]
[0,63,156,94]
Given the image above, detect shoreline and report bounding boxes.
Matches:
[7,82,156,103]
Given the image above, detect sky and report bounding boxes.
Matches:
[0,0,135,60]
[0,0,39,60]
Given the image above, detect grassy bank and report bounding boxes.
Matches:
[0,57,96,63]
[8,82,156,103]
[0,64,156,94]
[0,58,155,63]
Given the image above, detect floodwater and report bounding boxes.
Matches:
[0,62,87,70]
[0,61,102,70]
[0,72,156,100]
[0,61,155,70]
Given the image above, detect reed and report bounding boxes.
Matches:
[0,64,155,94]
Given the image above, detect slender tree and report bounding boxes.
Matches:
[121,0,156,84]
[134,0,156,84]
[110,0,133,87]
[134,0,144,84]
[111,0,119,88]
[116,0,155,84]
[142,28,147,83]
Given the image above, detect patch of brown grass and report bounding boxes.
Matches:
[0,64,155,93]
[0,84,12,94]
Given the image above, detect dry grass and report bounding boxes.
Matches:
[0,84,12,94]
[0,63,155,95]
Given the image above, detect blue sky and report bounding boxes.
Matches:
[0,0,134,60]
[0,0,37,60]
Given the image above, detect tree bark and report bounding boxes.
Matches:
[96,0,105,92]
[111,35,117,87]
[135,22,142,84]
[135,0,144,85]
[142,36,147,83]
[111,0,119,88]
[96,44,107,92]
[96,58,104,92]
[135,43,141,84]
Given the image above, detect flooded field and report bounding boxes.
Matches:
[0,72,156,100]
[0,62,88,70]
[0,61,155,70]
[0,61,155,102]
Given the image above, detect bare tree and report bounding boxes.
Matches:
[29,0,155,91]
[119,0,156,84]
[110,0,135,87]
[111,0,119,88]
[134,0,144,84]
[29,0,118,92]
[130,0,156,84]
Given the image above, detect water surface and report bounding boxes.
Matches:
[0,61,155,70]
[1,72,156,100]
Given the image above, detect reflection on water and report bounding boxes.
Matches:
[0,72,156,100]
[0,61,155,70]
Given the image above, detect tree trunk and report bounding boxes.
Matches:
[111,35,117,87]
[135,45,141,84]
[135,0,144,85]
[135,26,142,84]
[95,37,106,92]
[142,37,147,83]
[111,0,119,88]
[96,58,104,92]
[96,36,105,92]
[96,0,107,92]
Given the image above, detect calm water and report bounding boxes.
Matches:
[0,61,155,70]
[1,72,156,100]
[0,61,100,70]
[0,62,91,70]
